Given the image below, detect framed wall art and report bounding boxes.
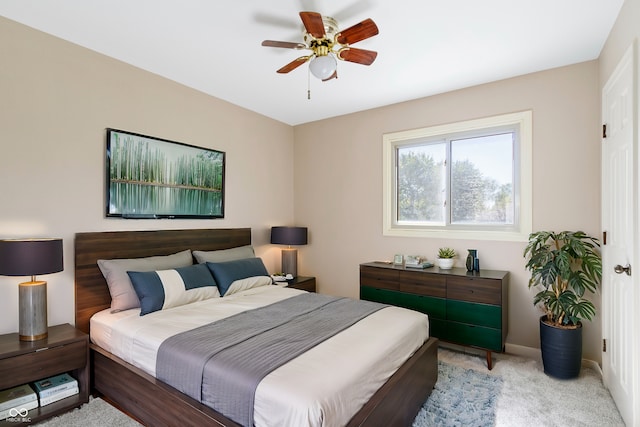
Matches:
[106,128,225,219]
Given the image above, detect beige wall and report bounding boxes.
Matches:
[0,17,294,334]
[293,61,602,362]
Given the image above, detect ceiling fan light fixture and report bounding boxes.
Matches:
[309,55,337,80]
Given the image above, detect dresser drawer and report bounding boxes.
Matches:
[446,276,501,305]
[360,266,399,291]
[398,271,446,297]
[446,300,501,329]
[446,322,502,351]
[397,293,446,319]
[360,286,404,306]
[0,340,87,388]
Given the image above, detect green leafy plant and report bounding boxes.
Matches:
[523,230,602,327]
[437,247,456,259]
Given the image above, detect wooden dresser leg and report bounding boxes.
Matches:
[486,351,493,370]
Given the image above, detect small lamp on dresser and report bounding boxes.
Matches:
[0,238,63,341]
[270,226,307,278]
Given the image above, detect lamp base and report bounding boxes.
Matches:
[281,248,298,278]
[19,280,48,341]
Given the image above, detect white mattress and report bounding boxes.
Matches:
[91,285,429,427]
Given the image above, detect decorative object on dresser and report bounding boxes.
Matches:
[270,226,308,277]
[0,324,89,425]
[523,230,601,379]
[436,247,456,270]
[0,238,63,341]
[405,255,433,269]
[465,249,479,272]
[360,262,508,369]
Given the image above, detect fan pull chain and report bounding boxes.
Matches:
[307,66,311,100]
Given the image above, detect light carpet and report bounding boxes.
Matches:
[436,347,624,427]
[36,397,141,426]
[35,348,624,427]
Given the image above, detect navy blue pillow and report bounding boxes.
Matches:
[128,263,219,315]
[206,258,269,296]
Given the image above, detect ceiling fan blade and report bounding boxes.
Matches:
[277,56,311,73]
[338,47,377,65]
[262,40,307,50]
[300,11,326,38]
[336,18,379,45]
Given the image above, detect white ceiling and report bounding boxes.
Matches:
[0,0,624,126]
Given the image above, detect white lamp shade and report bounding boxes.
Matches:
[309,55,337,80]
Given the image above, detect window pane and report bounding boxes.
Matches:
[397,142,446,224]
[450,133,514,224]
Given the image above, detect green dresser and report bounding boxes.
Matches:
[360,262,508,369]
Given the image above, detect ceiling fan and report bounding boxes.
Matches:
[261,11,379,81]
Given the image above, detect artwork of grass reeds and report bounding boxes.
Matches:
[106,129,224,218]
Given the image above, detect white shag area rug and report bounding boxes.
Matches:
[35,347,625,427]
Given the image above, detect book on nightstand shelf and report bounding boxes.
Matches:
[32,373,78,399]
[0,399,38,421]
[38,386,79,406]
[0,384,38,420]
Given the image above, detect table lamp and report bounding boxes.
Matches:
[0,238,63,341]
[270,227,307,278]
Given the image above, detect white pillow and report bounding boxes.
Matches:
[97,249,193,312]
[224,276,273,296]
[193,245,255,263]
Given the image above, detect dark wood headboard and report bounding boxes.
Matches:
[74,228,251,334]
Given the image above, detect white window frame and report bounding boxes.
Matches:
[383,110,532,242]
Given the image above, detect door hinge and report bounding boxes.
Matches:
[603,124,607,138]
[603,231,607,245]
[603,338,607,352]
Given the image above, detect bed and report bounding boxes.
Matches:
[74,228,438,426]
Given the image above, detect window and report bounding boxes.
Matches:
[383,111,532,241]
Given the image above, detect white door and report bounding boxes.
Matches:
[601,43,637,427]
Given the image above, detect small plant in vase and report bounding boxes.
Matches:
[437,247,456,269]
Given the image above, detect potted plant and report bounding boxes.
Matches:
[523,230,601,379]
[437,247,456,269]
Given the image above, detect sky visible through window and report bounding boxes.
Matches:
[451,133,513,186]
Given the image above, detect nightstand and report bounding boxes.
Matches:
[0,324,89,425]
[286,276,316,292]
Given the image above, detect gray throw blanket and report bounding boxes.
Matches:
[156,293,387,427]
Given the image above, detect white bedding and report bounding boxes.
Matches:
[91,285,429,427]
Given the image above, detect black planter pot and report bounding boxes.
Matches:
[539,316,583,379]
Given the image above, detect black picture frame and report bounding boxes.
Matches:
[105,128,225,219]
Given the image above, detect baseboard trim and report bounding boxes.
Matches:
[504,343,542,361]
[504,343,601,374]
[440,342,601,374]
